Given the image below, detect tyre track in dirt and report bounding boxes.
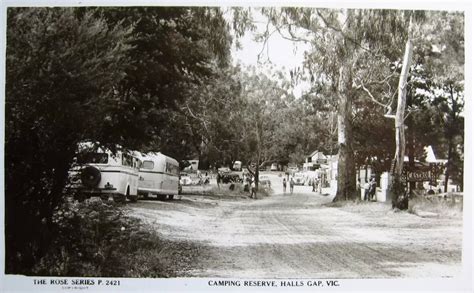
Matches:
[237,193,393,278]
[128,184,462,278]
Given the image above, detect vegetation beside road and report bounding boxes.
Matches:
[408,194,463,218]
[325,195,462,219]
[30,199,198,277]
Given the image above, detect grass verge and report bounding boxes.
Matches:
[324,194,463,219]
[408,194,463,218]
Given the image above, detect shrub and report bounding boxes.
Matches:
[408,194,463,218]
[31,199,176,277]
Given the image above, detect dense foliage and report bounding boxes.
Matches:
[5,6,231,273]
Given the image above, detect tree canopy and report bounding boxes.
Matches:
[5,6,233,273]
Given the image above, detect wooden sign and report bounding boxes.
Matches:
[401,163,444,183]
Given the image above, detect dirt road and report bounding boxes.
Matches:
[129,175,462,278]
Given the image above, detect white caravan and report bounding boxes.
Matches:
[138,152,180,200]
[70,143,140,202]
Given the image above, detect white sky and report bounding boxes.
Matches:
[231,27,308,69]
[228,10,312,98]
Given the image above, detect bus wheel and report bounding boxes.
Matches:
[126,187,137,203]
[128,194,138,203]
[168,194,174,200]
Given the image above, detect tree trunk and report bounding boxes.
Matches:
[255,154,260,190]
[334,65,356,201]
[391,30,413,210]
[407,124,416,196]
[255,119,260,190]
[444,142,453,193]
[444,84,458,193]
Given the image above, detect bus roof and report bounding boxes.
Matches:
[138,152,179,166]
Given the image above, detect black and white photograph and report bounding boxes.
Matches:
[1,0,472,292]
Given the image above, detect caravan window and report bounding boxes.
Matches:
[142,160,154,170]
[166,162,180,176]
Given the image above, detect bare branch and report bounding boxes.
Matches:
[257,17,273,62]
[355,81,393,115]
[184,102,212,141]
[403,108,421,121]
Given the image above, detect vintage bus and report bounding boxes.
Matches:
[70,143,140,202]
[137,152,180,200]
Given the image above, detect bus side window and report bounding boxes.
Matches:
[132,157,137,169]
[122,154,132,167]
[135,158,142,169]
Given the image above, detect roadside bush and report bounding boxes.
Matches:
[31,199,177,277]
[408,194,463,218]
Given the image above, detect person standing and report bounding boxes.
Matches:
[369,177,377,201]
[283,177,287,193]
[216,172,221,189]
[250,180,256,199]
[356,179,361,196]
[363,180,370,201]
[290,177,294,194]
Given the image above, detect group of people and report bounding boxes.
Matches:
[282,177,294,194]
[312,177,321,193]
[241,173,258,199]
[283,176,322,194]
[362,176,377,201]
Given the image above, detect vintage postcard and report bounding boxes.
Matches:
[1,0,472,292]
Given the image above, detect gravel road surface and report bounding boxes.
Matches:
[129,173,462,278]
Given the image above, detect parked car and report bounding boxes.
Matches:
[293,172,306,185]
[180,172,192,186]
[287,166,298,174]
[259,175,272,188]
[217,167,241,183]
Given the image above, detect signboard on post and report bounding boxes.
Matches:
[401,163,445,184]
